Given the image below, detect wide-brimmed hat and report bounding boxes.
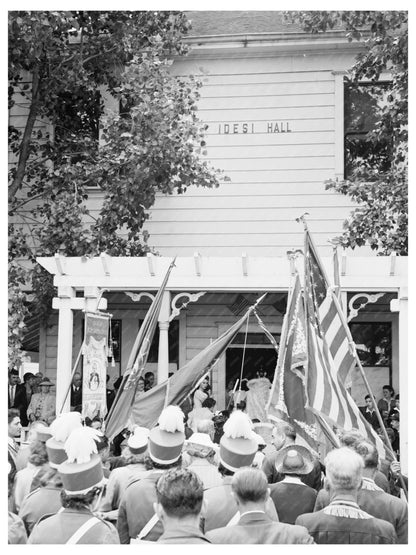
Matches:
[39,377,54,387]
[275,445,314,476]
[186,432,216,450]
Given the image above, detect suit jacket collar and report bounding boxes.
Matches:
[238,511,270,525]
[160,524,209,542]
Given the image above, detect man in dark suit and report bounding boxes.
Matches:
[14,372,36,427]
[155,468,211,544]
[8,370,22,408]
[70,372,82,412]
[206,468,314,544]
[261,421,323,490]
[269,445,318,524]
[296,447,397,544]
[359,395,379,430]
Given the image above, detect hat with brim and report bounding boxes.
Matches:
[39,377,54,387]
[148,427,184,464]
[58,454,105,495]
[186,432,216,450]
[275,445,314,475]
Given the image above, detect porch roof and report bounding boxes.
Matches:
[36,253,407,293]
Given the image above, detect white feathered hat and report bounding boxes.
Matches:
[58,426,105,495]
[148,405,185,464]
[46,412,83,468]
[219,410,258,472]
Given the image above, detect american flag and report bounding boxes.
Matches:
[304,231,392,460]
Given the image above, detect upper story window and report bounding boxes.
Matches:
[344,81,392,180]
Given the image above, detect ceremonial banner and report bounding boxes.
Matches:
[266,274,319,452]
[303,229,393,460]
[82,313,109,420]
[131,298,265,430]
[105,258,176,440]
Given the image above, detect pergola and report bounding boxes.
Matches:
[37,252,408,469]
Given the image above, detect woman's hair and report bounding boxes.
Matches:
[143,454,182,471]
[202,397,216,409]
[120,445,147,466]
[28,440,49,466]
[61,487,100,509]
[218,462,234,477]
[38,467,63,488]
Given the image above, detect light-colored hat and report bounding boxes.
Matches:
[36,424,53,443]
[219,411,258,472]
[46,412,83,468]
[58,427,105,495]
[253,432,266,447]
[148,405,185,464]
[38,377,54,387]
[275,445,314,476]
[186,432,216,450]
[127,426,149,455]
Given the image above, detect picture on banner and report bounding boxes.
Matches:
[82,313,110,420]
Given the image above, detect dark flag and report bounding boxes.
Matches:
[304,230,392,460]
[105,258,176,440]
[131,297,265,429]
[266,273,319,452]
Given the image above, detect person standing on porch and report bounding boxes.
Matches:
[27,377,56,425]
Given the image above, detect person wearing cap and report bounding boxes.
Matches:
[269,446,318,524]
[28,426,119,544]
[97,426,150,521]
[206,468,314,544]
[15,421,50,471]
[183,428,222,490]
[203,410,278,532]
[156,468,211,543]
[117,405,185,543]
[262,421,323,490]
[26,377,56,425]
[296,447,397,544]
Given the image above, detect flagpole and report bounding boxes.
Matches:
[265,269,296,414]
[330,289,408,499]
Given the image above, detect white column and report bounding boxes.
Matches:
[391,287,408,474]
[157,291,171,384]
[55,287,75,414]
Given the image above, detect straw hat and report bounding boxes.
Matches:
[38,377,54,387]
[275,445,314,476]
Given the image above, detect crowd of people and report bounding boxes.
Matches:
[7,370,407,544]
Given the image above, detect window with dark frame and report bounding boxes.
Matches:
[344,80,392,180]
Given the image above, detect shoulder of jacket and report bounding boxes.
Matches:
[22,487,41,501]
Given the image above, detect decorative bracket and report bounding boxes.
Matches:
[169,291,206,322]
[347,293,385,322]
[125,292,155,303]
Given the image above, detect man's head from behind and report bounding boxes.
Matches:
[155,468,204,525]
[231,467,269,510]
[325,447,363,496]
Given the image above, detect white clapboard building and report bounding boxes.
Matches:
[12,13,407,465]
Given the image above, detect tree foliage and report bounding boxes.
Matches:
[286,11,408,254]
[8,11,224,369]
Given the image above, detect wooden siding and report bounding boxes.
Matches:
[139,50,364,256]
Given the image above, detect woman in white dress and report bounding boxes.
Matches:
[193,377,209,409]
[245,372,271,422]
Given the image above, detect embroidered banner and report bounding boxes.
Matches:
[82,313,110,420]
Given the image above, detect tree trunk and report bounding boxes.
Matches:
[8,68,41,206]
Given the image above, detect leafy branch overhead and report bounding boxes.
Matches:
[286,10,408,255]
[8,11,225,369]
